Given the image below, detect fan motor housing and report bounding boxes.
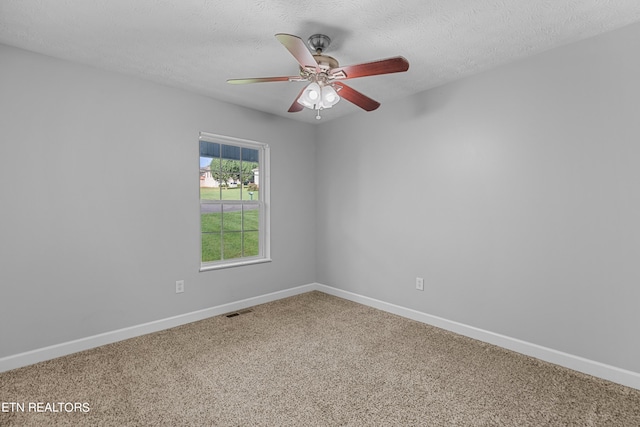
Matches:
[313,54,339,70]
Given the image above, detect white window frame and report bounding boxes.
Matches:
[199,132,270,271]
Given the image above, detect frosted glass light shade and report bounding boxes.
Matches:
[321,85,340,108]
[297,82,322,109]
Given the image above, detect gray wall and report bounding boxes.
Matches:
[0,44,316,358]
[316,22,640,373]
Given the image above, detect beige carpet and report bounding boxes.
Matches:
[1,291,639,426]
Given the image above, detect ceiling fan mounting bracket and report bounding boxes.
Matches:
[307,34,331,54]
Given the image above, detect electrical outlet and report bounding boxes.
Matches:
[175,280,185,294]
[416,277,424,291]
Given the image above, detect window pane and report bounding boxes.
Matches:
[241,147,259,162]
[202,233,221,262]
[200,141,220,158]
[217,145,241,195]
[222,204,242,231]
[201,156,221,201]
[220,185,239,200]
[243,205,259,231]
[240,147,259,201]
[221,144,241,161]
[243,231,259,257]
[243,185,258,201]
[201,205,221,233]
[223,232,243,260]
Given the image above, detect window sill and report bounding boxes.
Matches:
[200,257,272,272]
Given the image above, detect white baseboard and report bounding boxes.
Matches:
[314,283,640,391]
[0,284,315,374]
[3,282,639,391]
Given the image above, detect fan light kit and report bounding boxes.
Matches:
[228,33,410,119]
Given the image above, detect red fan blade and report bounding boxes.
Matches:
[330,56,409,80]
[227,76,301,84]
[275,33,319,72]
[288,102,304,113]
[334,82,380,111]
[288,86,306,112]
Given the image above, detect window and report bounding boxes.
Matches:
[199,132,270,270]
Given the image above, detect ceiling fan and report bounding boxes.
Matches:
[227,33,409,119]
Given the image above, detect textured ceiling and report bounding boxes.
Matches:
[2,0,640,123]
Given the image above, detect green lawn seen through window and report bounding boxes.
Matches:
[200,187,258,201]
[201,208,259,262]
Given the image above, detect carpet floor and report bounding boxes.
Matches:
[1,291,639,426]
